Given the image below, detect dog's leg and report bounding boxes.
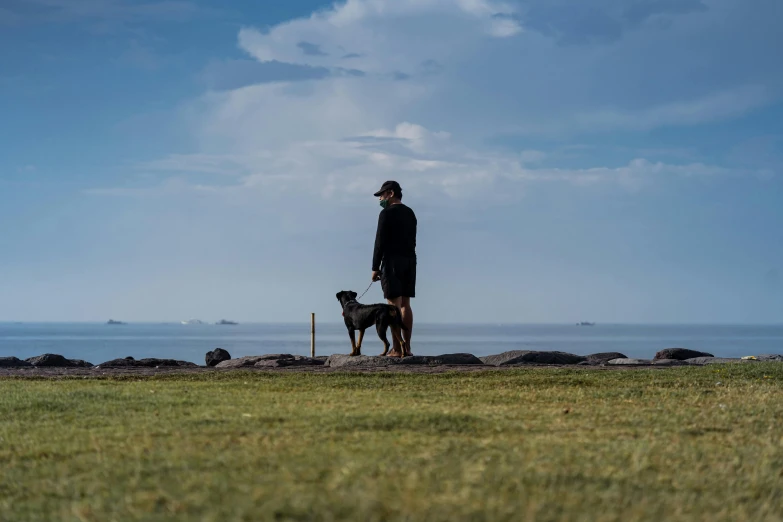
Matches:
[348,329,359,356]
[376,322,390,356]
[390,325,407,358]
[356,329,365,354]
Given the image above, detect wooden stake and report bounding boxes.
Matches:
[310,313,315,358]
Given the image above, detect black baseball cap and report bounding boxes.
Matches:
[373,180,401,197]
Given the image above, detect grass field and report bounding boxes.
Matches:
[1,365,782,521]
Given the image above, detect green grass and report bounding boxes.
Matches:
[1,365,783,521]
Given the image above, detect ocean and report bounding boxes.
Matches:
[1,323,781,365]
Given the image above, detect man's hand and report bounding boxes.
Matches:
[371,271,381,282]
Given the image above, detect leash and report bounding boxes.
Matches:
[342,280,376,317]
[356,280,375,301]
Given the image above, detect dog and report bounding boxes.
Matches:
[336,290,409,357]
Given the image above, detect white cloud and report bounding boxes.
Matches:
[360,122,452,153]
[104,121,735,202]
[237,0,521,74]
[189,77,427,152]
[574,85,772,132]
[504,85,773,136]
[85,177,222,197]
[114,0,778,202]
[141,153,256,175]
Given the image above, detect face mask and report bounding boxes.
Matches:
[380,199,390,209]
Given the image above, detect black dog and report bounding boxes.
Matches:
[336,290,409,357]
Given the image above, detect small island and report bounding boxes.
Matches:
[577,322,595,326]
[216,319,238,325]
[106,319,126,325]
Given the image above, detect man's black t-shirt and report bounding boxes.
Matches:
[372,203,417,271]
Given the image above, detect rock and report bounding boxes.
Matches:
[756,354,783,362]
[607,358,686,366]
[215,354,280,368]
[0,357,32,368]
[143,358,197,367]
[69,359,94,368]
[524,352,586,365]
[325,353,484,368]
[214,354,324,369]
[480,350,586,366]
[654,348,714,361]
[584,352,628,365]
[325,354,402,368]
[254,360,284,368]
[653,359,688,366]
[255,355,325,368]
[97,356,197,368]
[205,348,231,367]
[398,353,484,365]
[480,350,530,366]
[686,357,749,365]
[280,355,324,367]
[216,356,268,369]
[25,354,79,367]
[607,358,654,365]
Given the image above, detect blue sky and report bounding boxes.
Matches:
[0,0,781,323]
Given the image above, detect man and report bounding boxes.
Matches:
[371,180,416,357]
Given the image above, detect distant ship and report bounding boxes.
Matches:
[181,319,205,325]
[216,319,238,325]
[106,319,126,325]
[576,322,595,326]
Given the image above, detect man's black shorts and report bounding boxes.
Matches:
[381,256,416,300]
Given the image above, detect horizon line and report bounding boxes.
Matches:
[2,321,782,327]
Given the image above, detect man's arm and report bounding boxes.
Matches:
[372,211,386,271]
[412,211,417,251]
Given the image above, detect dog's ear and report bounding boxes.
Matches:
[348,291,358,300]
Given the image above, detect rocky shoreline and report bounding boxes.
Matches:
[1,348,781,378]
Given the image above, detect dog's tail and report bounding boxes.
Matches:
[389,306,408,331]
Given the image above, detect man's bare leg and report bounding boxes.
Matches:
[400,296,413,356]
[387,296,403,356]
[386,296,413,356]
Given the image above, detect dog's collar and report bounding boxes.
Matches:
[341,299,358,315]
[342,299,358,305]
